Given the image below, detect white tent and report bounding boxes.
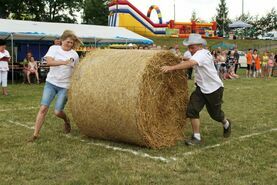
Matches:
[0,18,153,44]
[229,20,252,28]
[0,19,153,83]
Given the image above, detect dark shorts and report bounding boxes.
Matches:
[251,63,256,71]
[247,64,251,70]
[186,86,225,122]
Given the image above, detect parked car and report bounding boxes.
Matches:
[260,31,277,40]
[238,51,247,68]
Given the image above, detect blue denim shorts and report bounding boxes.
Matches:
[41,82,68,111]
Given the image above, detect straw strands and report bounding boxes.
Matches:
[69,49,188,148]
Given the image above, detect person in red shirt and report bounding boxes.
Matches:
[253,49,261,78]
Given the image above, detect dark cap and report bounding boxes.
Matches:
[0,39,6,46]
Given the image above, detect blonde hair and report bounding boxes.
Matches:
[60,30,82,49]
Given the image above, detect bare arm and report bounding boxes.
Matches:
[161,59,198,73]
[45,57,70,66]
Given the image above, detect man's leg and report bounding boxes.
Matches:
[191,118,200,134]
[186,87,205,145]
[204,87,231,138]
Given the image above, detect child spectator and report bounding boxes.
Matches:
[27,57,40,84]
[268,54,274,78]
[253,49,261,78]
[261,51,269,78]
[22,52,33,83]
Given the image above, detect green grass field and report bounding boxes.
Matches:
[0,69,276,185]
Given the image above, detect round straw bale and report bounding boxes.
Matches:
[69,49,188,149]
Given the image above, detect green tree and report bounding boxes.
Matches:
[215,0,230,37]
[0,0,83,23]
[0,0,28,19]
[190,10,198,22]
[82,0,109,25]
[234,8,277,38]
[41,0,84,23]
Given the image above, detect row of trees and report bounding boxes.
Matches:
[0,0,276,38]
[0,0,109,24]
[214,0,277,37]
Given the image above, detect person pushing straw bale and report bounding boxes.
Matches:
[161,34,232,146]
[69,49,188,148]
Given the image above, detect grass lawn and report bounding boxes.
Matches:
[0,69,276,185]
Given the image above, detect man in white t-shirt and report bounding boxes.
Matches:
[161,34,231,145]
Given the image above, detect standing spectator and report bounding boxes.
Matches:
[54,38,61,45]
[28,30,81,142]
[246,49,253,77]
[268,53,274,79]
[234,48,240,74]
[261,51,269,78]
[253,49,261,78]
[251,49,257,77]
[0,39,10,96]
[161,34,231,145]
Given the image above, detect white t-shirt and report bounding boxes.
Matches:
[183,50,192,59]
[45,45,79,89]
[0,50,10,71]
[191,49,223,94]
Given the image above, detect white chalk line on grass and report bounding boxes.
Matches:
[0,106,37,112]
[6,120,175,163]
[6,120,277,161]
[181,128,277,157]
[8,120,35,129]
[65,135,176,163]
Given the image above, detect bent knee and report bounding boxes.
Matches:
[39,106,48,115]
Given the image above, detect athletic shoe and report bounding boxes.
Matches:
[185,135,201,146]
[223,119,232,138]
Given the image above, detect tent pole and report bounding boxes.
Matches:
[94,37,96,48]
[11,33,14,84]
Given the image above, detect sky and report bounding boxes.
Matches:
[128,0,277,23]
